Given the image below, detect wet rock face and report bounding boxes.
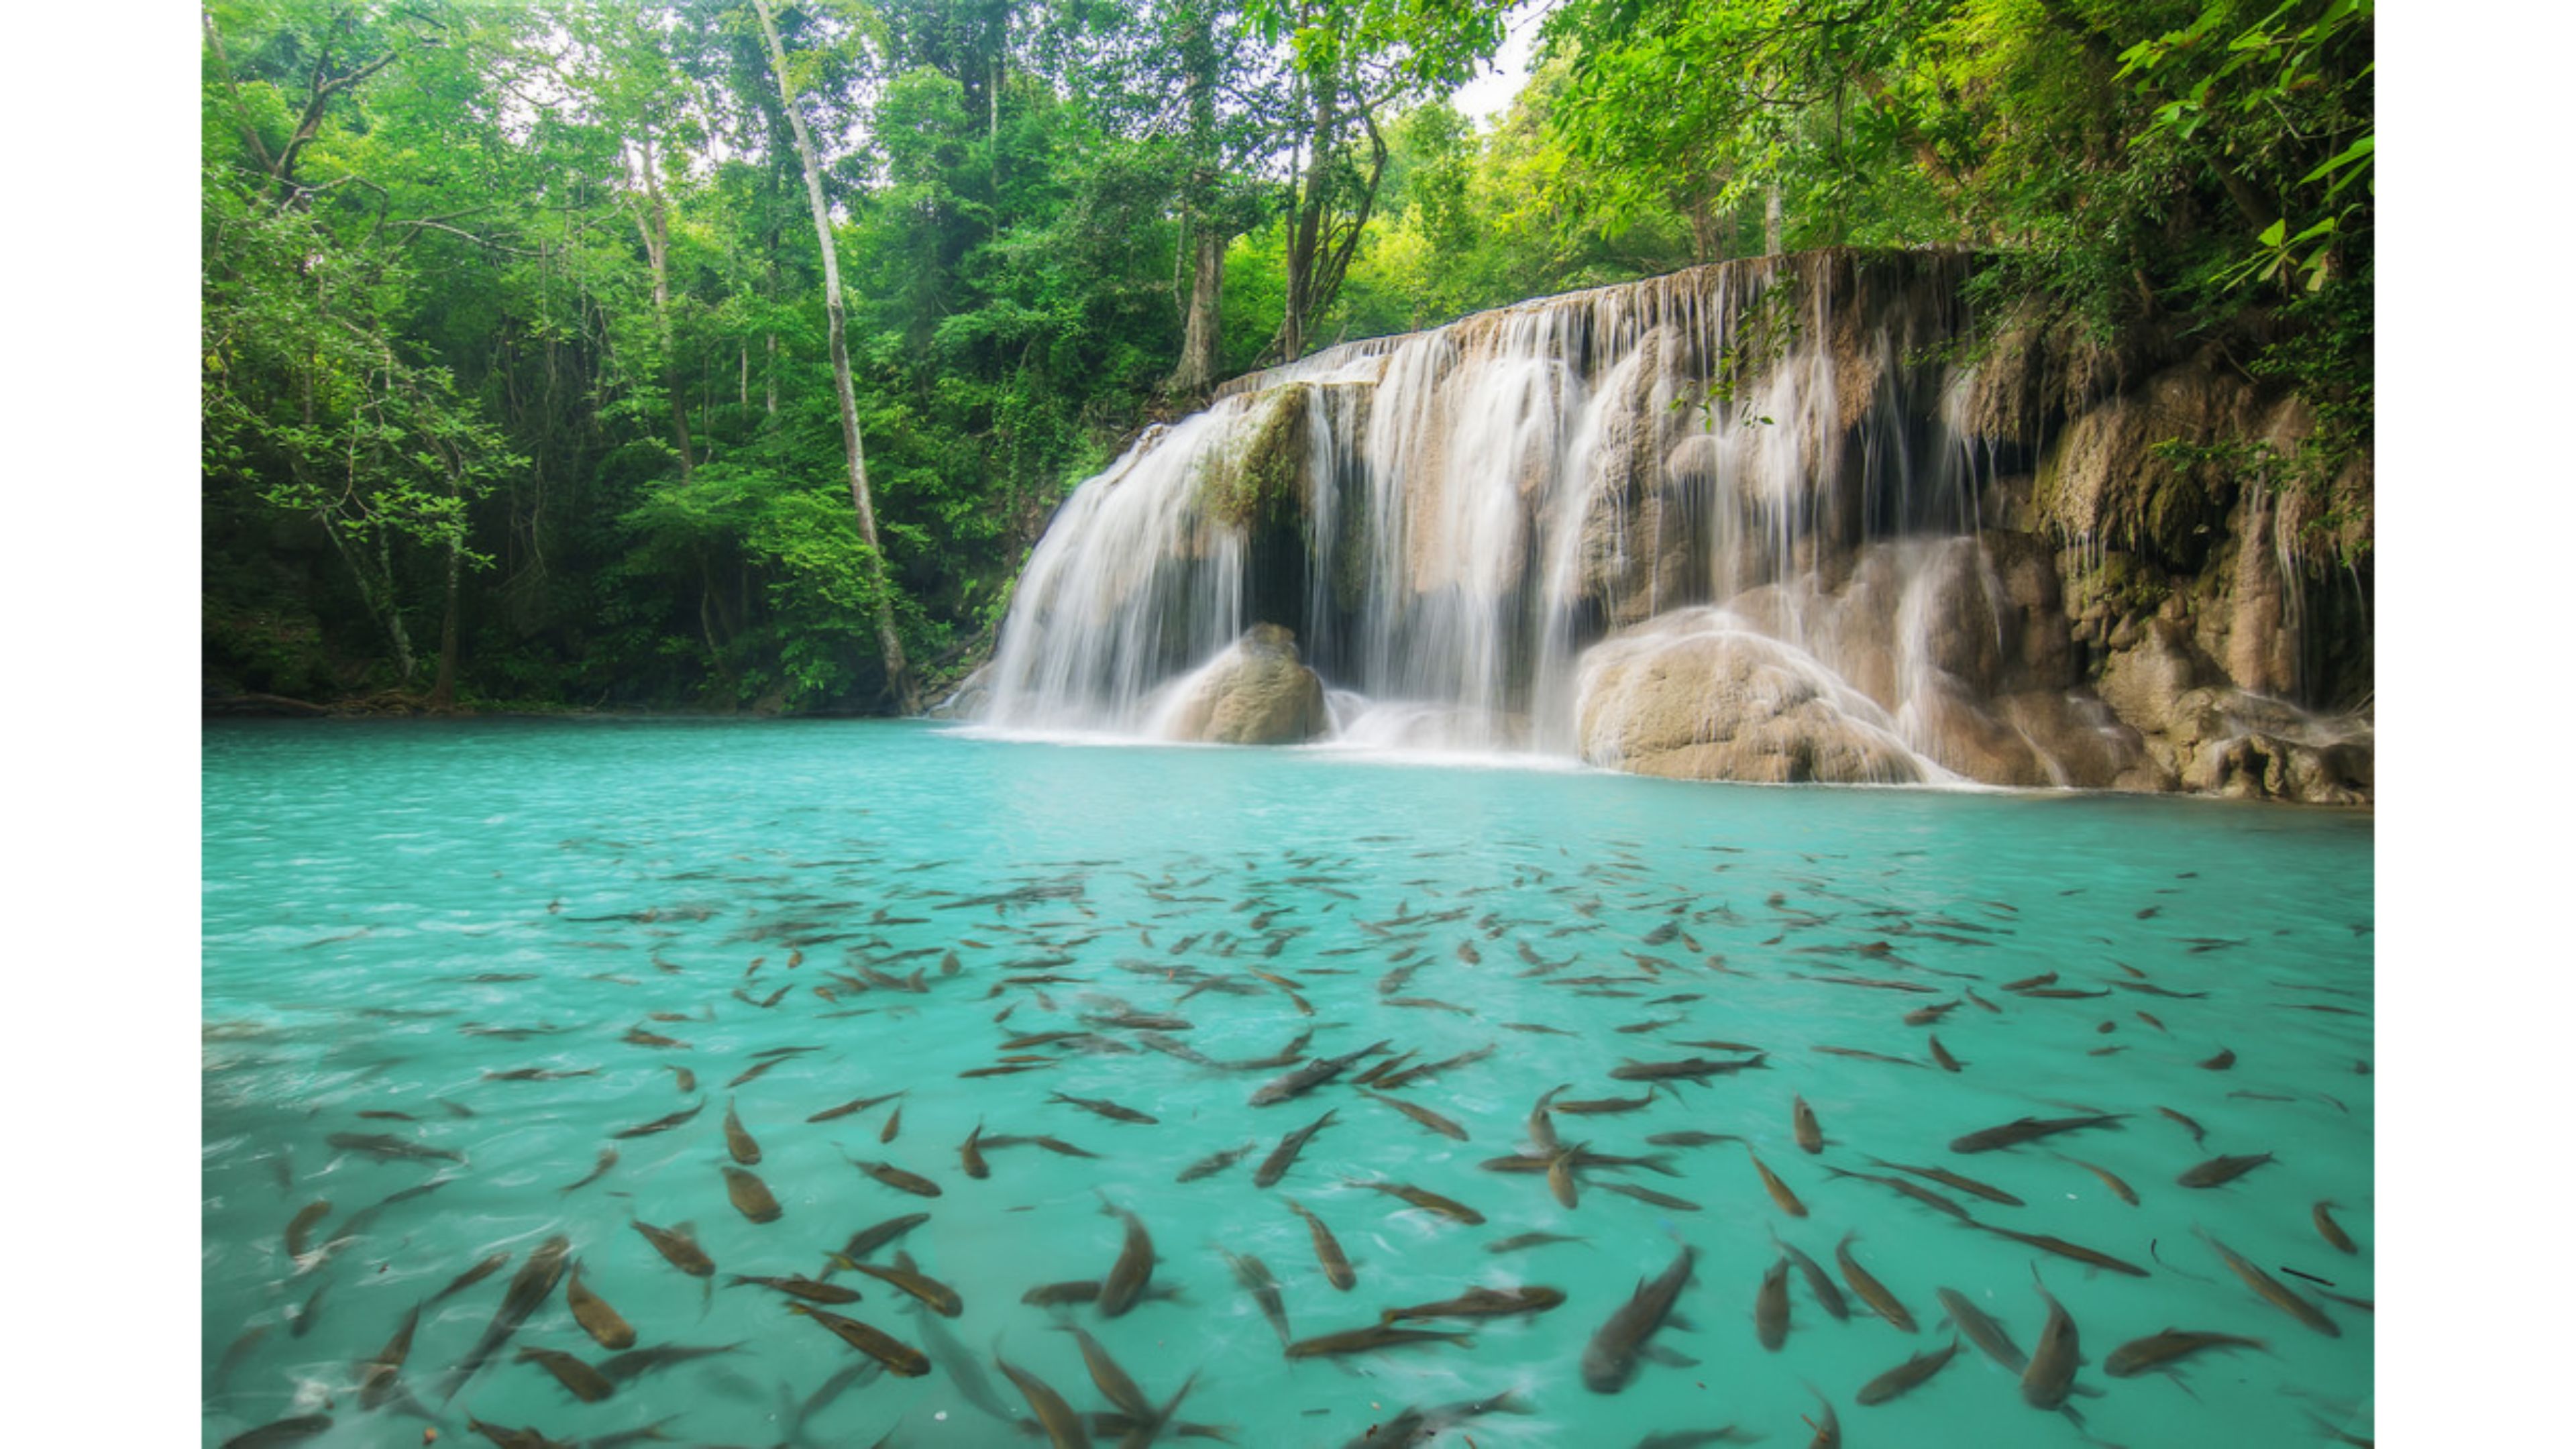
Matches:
[1161,624,1330,746]
[1576,613,1924,786]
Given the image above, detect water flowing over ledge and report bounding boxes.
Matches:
[954,250,2371,804]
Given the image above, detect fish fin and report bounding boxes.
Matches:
[1641,1345,1701,1368]
[1664,1312,1697,1332]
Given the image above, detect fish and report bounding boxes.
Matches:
[665,1065,696,1093]
[284,1199,331,1259]
[1285,1198,1356,1289]
[2178,1152,2277,1188]
[1380,1284,1565,1322]
[219,1417,335,1449]
[1836,1231,1917,1334]
[1057,1322,1151,1420]
[2200,1229,2340,1336]
[1601,1181,1703,1212]
[2314,1201,2358,1254]
[1222,1248,1293,1344]
[1096,1197,1155,1317]
[1348,1179,1485,1224]
[1811,1045,1922,1068]
[961,1122,991,1179]
[596,1342,745,1383]
[1939,1286,2029,1373]
[326,1132,464,1164]
[1340,1390,1531,1449]
[727,1057,788,1089]
[1866,1157,2024,1208]
[2002,971,2057,992]
[1286,1323,1473,1358]
[1822,1165,1970,1221]
[845,1155,943,1197]
[1928,1035,1965,1072]
[1581,1244,1695,1393]
[1051,1091,1159,1124]
[1250,1038,1389,1107]
[848,1252,963,1317]
[1805,1392,1840,1449]
[1772,1232,1848,1320]
[625,1026,688,1050]
[1176,1140,1257,1183]
[1748,1148,1807,1217]
[1558,1089,1661,1115]
[720,1099,760,1164]
[440,1233,570,1401]
[1361,1089,1468,1141]
[2059,1155,2140,1205]
[631,1218,713,1278]
[722,1165,783,1223]
[1466,1238,1585,1275]
[1858,1336,1961,1405]
[1610,1055,1768,1083]
[2021,1269,2083,1411]
[879,1103,906,1143]
[728,1271,863,1305]
[517,1344,614,1403]
[429,1251,511,1304]
[1756,1256,1792,1350]
[1792,1095,1823,1153]
[791,1304,931,1377]
[2200,1046,2238,1070]
[808,1090,904,1123]
[355,1301,422,1410]
[559,1148,619,1194]
[2158,1106,2208,1145]
[2104,1328,2267,1377]
[611,1102,704,1139]
[1974,1222,2150,1277]
[820,1212,931,1277]
[1254,1108,1336,1189]
[566,1262,637,1350]
[1948,1113,2125,1154]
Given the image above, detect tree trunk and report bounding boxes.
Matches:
[634,131,694,483]
[1167,4,1224,394]
[429,533,462,710]
[1765,186,1784,255]
[752,0,915,713]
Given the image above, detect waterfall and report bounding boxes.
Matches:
[970,250,2125,786]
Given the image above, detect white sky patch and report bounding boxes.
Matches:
[1450,1,1550,127]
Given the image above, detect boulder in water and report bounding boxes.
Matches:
[1574,610,1925,785]
[1157,625,1330,746]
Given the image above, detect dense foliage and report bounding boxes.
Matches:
[202,0,2371,712]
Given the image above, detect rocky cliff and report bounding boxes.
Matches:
[967,248,2372,804]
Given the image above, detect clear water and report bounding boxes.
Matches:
[203,720,2373,1448]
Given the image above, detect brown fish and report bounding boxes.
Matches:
[2178,1152,2277,1189]
[429,1252,511,1305]
[1949,1113,2125,1155]
[879,1102,905,1144]
[1222,1248,1293,1344]
[1053,1091,1157,1125]
[808,1090,903,1124]
[1580,1244,1695,1393]
[1348,1179,1484,1225]
[517,1344,613,1403]
[792,1304,931,1377]
[1176,1140,1256,1183]
[845,1155,943,1198]
[566,1262,637,1350]
[2022,1269,2082,1410]
[284,1200,332,1260]
[1254,1109,1336,1189]
[961,1122,991,1180]
[2200,1046,2237,1071]
[1937,1287,2027,1373]
[1755,1256,1791,1350]
[1380,1285,1565,1322]
[994,1346,1094,1448]
[2158,1106,2208,1145]
[2200,1230,2339,1336]
[440,1234,570,1401]
[2059,1154,2140,1205]
[1770,1231,1847,1320]
[631,1218,712,1277]
[820,1212,930,1277]
[2314,1201,2357,1254]
[1096,1197,1155,1318]
[2104,1328,2265,1377]
[1837,1234,1915,1333]
[612,1102,704,1140]
[355,1301,421,1410]
[1866,1157,2024,1208]
[1792,1096,1823,1154]
[721,1099,759,1165]
[722,1165,783,1223]
[1286,1198,1356,1289]
[665,1065,696,1093]
[1975,1222,2150,1277]
[1858,1336,1961,1405]
[1286,1324,1472,1359]
[1362,1089,1468,1142]
[1748,1148,1807,1218]
[1928,1034,1964,1072]
[849,1252,962,1317]
[729,1272,863,1305]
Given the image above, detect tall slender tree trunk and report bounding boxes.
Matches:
[1167,3,1224,394]
[1764,186,1784,255]
[430,535,462,709]
[752,0,914,713]
[634,131,694,482]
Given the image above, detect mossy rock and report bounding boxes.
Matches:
[1195,383,1313,531]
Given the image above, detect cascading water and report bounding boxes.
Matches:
[967,250,2253,789]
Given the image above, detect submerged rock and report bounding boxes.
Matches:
[1157,625,1330,746]
[1574,610,1925,785]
